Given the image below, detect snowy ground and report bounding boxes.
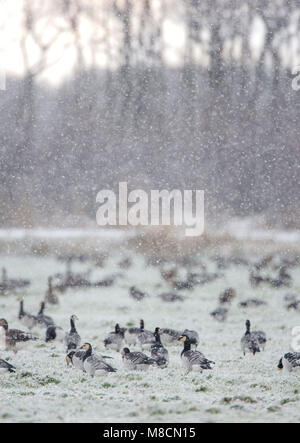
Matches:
[1,249,300,423]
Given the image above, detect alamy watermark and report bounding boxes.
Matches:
[96,182,204,236]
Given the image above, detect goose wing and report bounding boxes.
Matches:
[160,328,182,341]
[86,355,116,372]
[127,352,154,365]
[74,350,86,360]
[183,350,214,369]
[0,358,16,372]
[138,330,155,345]
[7,328,37,343]
[285,353,300,367]
[104,331,123,345]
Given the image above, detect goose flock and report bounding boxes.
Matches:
[1,251,300,380]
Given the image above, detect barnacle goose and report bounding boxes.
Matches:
[104,323,126,352]
[64,315,81,352]
[241,320,266,355]
[81,343,116,376]
[151,327,169,367]
[0,318,37,351]
[121,347,156,370]
[179,335,214,373]
[278,353,300,372]
[66,347,113,371]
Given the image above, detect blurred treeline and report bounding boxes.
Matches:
[1,0,300,228]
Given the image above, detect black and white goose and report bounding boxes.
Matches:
[179,335,215,373]
[104,323,126,352]
[18,297,38,330]
[151,328,169,368]
[121,347,156,370]
[45,325,65,343]
[0,318,37,352]
[241,320,266,355]
[137,320,156,350]
[36,302,55,328]
[64,315,81,352]
[0,358,16,373]
[80,343,116,376]
[278,353,300,372]
[66,347,112,371]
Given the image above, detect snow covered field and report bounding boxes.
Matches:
[1,247,300,423]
